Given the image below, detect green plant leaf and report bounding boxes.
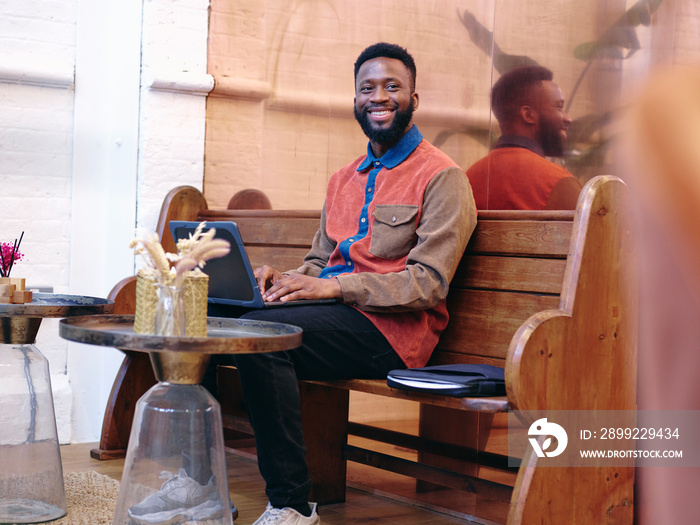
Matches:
[575,0,664,62]
[564,138,613,171]
[458,9,539,74]
[574,42,625,61]
[567,110,616,146]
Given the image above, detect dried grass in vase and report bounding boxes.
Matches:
[130,222,230,287]
[130,223,231,336]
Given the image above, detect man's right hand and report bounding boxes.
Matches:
[253,265,342,303]
[253,265,284,296]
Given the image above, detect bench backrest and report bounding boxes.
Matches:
[435,210,573,368]
[158,191,575,370]
[199,209,320,271]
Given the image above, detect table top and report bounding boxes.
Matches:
[59,314,303,355]
[0,293,114,318]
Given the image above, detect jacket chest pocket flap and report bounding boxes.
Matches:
[370,204,419,260]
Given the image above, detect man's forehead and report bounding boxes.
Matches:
[356,57,410,82]
[528,80,564,108]
[540,80,565,101]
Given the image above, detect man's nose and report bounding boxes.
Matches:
[370,87,389,102]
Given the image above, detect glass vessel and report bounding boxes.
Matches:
[112,353,232,525]
[154,285,186,337]
[0,319,67,524]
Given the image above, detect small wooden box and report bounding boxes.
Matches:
[12,290,33,304]
[9,277,25,291]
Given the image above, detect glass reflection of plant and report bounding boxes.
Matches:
[454,0,663,178]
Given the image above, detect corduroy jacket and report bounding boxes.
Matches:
[290,126,476,368]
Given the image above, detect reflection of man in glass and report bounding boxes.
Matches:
[209,42,476,525]
[466,66,582,210]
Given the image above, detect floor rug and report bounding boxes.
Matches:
[54,471,120,525]
[4,471,233,525]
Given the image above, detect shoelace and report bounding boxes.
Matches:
[158,470,186,490]
[260,506,287,524]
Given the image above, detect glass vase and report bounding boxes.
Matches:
[0,340,67,524]
[111,383,231,525]
[154,285,186,337]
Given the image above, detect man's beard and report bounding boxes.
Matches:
[538,117,566,157]
[354,102,414,149]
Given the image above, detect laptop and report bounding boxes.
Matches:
[169,221,335,309]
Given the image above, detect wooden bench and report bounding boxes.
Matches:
[97,175,637,524]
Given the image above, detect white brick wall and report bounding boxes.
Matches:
[1,0,211,443]
[0,0,77,444]
[137,0,212,233]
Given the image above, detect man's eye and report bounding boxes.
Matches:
[386,84,399,90]
[360,86,373,93]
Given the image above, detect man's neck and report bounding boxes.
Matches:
[368,122,416,158]
[494,134,545,157]
[358,125,423,172]
[369,140,396,159]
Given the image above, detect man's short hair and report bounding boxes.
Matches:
[491,66,553,124]
[354,42,417,92]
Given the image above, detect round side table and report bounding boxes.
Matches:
[0,293,114,524]
[59,314,302,525]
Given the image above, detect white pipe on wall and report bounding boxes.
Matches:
[0,61,74,89]
[144,68,214,96]
[208,74,492,130]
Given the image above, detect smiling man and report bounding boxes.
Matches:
[352,51,417,156]
[215,42,476,525]
[466,65,582,210]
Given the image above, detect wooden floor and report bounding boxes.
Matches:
[60,441,500,525]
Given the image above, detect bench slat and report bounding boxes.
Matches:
[453,255,566,294]
[234,217,319,247]
[200,209,322,219]
[245,246,309,271]
[198,209,572,257]
[426,353,506,367]
[438,289,560,359]
[197,212,320,247]
[344,444,514,498]
[307,379,509,412]
[468,220,573,257]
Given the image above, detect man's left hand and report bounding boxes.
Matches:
[262,274,342,302]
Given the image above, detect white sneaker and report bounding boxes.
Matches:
[127,469,225,525]
[252,502,320,525]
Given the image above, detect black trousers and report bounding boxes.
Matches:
[207,303,405,507]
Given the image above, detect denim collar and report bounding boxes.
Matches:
[357,125,423,171]
[493,134,545,158]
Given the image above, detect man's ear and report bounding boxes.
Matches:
[411,92,420,110]
[520,105,538,125]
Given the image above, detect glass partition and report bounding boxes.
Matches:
[202,0,687,520]
[205,0,680,211]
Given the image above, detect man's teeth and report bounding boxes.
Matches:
[372,110,390,116]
